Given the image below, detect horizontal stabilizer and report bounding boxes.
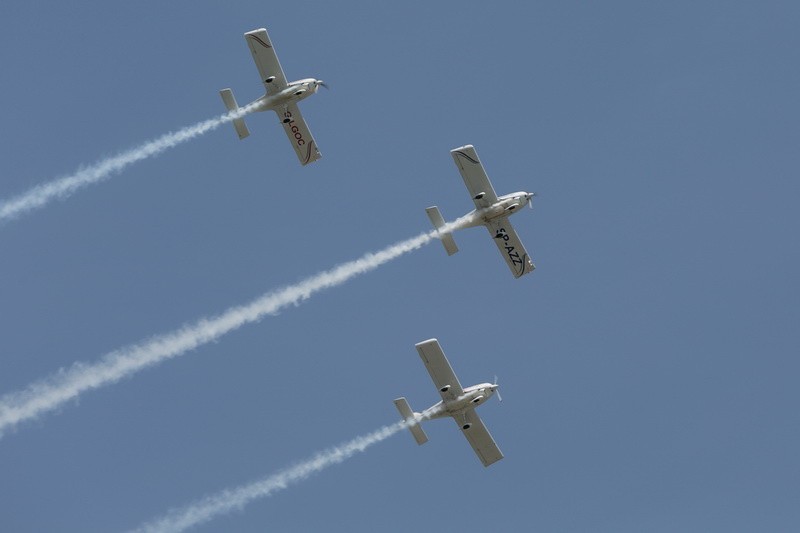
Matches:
[219,88,250,140]
[425,206,458,255]
[394,397,428,445]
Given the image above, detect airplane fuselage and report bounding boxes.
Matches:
[461,191,534,228]
[423,383,499,420]
[252,78,323,112]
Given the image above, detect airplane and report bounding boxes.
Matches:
[394,338,504,467]
[219,28,326,165]
[426,144,536,278]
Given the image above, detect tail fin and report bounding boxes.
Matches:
[394,397,428,445]
[219,88,250,139]
[425,206,459,256]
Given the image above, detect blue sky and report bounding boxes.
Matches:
[1,1,799,531]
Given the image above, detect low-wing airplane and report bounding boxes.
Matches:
[394,339,504,467]
[219,28,326,165]
[426,144,536,278]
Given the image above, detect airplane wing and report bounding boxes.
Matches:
[458,409,504,467]
[245,28,289,94]
[277,103,322,165]
[486,218,535,278]
[415,339,464,401]
[450,145,499,209]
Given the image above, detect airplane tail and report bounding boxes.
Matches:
[394,397,428,445]
[219,88,251,139]
[425,206,459,256]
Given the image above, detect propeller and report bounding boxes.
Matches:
[494,375,502,402]
[317,80,329,90]
[528,192,537,209]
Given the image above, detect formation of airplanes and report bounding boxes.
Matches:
[221,28,537,467]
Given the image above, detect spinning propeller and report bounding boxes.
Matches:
[494,375,503,402]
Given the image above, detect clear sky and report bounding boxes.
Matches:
[1,1,799,531]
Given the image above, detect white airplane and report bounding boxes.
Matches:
[394,339,504,467]
[219,28,326,165]
[426,145,536,278]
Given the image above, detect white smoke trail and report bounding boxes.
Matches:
[0,103,259,224]
[130,420,412,533]
[0,217,471,437]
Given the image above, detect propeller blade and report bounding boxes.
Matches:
[494,375,502,402]
[318,81,329,89]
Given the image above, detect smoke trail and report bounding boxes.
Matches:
[130,420,413,533]
[0,103,259,224]
[132,409,440,533]
[0,217,472,437]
